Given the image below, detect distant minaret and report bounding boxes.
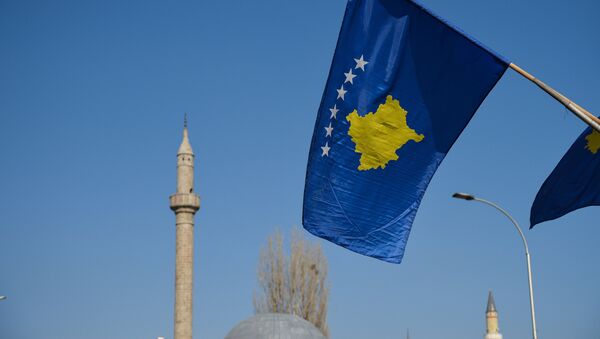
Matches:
[485,290,503,339]
[170,115,200,339]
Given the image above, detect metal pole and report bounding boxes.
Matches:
[473,197,538,339]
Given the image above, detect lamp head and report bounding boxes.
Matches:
[452,192,475,201]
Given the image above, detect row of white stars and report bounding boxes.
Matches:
[322,55,369,157]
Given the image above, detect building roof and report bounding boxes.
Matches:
[225,313,326,339]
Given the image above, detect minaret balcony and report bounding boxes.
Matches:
[169,193,200,212]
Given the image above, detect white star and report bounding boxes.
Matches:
[336,85,347,100]
[324,123,333,137]
[344,68,357,84]
[321,142,331,157]
[329,105,339,119]
[354,55,369,71]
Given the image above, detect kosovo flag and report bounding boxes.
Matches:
[303,0,509,263]
[530,124,600,228]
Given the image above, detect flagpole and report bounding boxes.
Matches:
[509,63,600,133]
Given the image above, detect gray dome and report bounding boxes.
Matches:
[225,313,326,339]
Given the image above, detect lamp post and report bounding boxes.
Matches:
[452,193,538,339]
[0,296,6,301]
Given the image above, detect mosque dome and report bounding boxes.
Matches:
[225,313,326,339]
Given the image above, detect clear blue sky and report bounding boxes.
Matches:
[0,0,598,338]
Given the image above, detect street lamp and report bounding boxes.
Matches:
[0,296,6,301]
[452,192,538,339]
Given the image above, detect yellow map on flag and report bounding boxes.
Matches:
[585,130,600,154]
[346,95,424,171]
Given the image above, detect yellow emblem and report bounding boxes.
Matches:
[585,130,600,154]
[346,95,424,171]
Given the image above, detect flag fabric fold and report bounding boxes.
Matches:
[530,124,600,228]
[302,0,508,263]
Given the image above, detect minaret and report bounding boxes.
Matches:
[169,115,200,339]
[485,290,503,339]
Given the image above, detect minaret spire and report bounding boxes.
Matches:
[170,117,200,339]
[484,290,503,339]
[177,114,193,157]
[487,290,497,313]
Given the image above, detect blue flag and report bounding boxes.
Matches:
[302,0,508,263]
[530,124,600,228]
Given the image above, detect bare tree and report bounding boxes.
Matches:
[254,228,329,337]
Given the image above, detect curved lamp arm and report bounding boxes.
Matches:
[452,192,538,339]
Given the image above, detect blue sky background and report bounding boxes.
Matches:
[0,0,598,338]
